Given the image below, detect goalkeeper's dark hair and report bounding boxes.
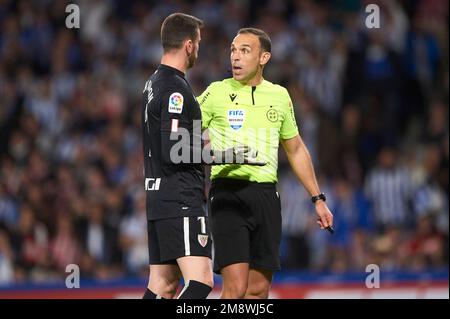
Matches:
[161,13,203,52]
[237,27,272,53]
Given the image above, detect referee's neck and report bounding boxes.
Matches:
[238,71,264,87]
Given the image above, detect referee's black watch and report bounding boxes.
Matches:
[311,193,326,203]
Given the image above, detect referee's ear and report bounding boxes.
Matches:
[259,51,271,67]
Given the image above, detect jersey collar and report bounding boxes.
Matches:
[158,64,185,78]
[230,77,266,89]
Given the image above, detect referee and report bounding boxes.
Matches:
[199,28,334,299]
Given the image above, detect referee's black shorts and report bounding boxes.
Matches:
[209,178,282,274]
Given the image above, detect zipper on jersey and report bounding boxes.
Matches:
[251,86,256,105]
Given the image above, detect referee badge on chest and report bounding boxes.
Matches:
[228,109,245,130]
[198,234,209,247]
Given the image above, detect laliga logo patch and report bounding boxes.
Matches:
[168,92,184,114]
[228,110,245,130]
[198,234,209,247]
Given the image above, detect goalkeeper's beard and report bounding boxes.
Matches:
[187,51,196,69]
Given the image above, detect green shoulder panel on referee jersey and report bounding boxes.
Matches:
[198,78,299,183]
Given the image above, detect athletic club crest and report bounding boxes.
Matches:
[198,234,209,247]
[228,110,245,130]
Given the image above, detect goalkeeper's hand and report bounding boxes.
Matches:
[211,145,266,166]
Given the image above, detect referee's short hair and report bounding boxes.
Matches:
[237,28,272,53]
[161,13,204,52]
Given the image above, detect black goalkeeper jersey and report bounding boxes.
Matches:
[141,64,205,220]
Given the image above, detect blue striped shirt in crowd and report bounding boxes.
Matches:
[364,166,414,227]
[278,173,313,235]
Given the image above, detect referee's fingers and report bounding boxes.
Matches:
[327,212,334,227]
[320,215,330,228]
[328,215,334,227]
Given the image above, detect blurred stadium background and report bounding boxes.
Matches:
[0,0,448,298]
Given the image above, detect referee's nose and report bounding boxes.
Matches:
[231,50,240,62]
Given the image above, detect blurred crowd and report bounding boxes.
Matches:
[0,0,448,285]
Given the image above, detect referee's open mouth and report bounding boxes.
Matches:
[232,65,243,74]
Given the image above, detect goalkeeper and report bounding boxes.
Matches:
[198,28,334,299]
